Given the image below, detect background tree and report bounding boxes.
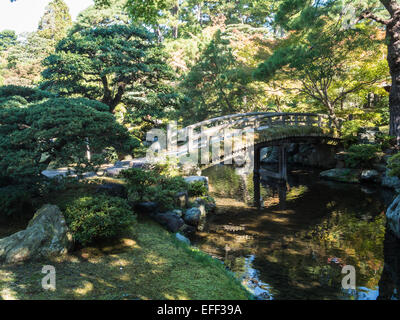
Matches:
[254,16,388,131]
[38,0,72,44]
[41,24,174,114]
[0,30,17,51]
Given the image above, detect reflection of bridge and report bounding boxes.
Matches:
[162,112,342,207]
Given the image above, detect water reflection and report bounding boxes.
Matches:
[192,165,400,300]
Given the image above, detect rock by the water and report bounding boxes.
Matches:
[95,183,127,198]
[386,195,400,239]
[0,205,72,264]
[194,197,216,213]
[382,170,400,190]
[320,168,360,183]
[175,233,191,245]
[360,170,381,183]
[175,191,188,209]
[261,147,279,164]
[152,211,184,233]
[183,207,202,226]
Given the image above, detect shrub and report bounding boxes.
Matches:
[188,181,208,197]
[121,168,188,211]
[376,133,396,150]
[388,153,400,179]
[0,186,33,219]
[344,144,381,169]
[0,85,55,103]
[64,195,136,246]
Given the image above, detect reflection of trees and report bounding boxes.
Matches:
[248,182,389,299]
[202,164,395,299]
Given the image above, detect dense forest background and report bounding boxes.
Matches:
[0,0,391,131]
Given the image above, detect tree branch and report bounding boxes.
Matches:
[357,10,391,25]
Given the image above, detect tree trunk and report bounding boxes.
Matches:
[387,13,400,143]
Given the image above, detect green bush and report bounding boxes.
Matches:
[388,153,400,179]
[344,144,381,169]
[376,133,396,150]
[64,195,136,246]
[121,168,188,211]
[188,181,208,197]
[0,186,33,219]
[0,85,55,103]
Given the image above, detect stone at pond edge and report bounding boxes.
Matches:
[381,169,400,190]
[386,195,400,239]
[151,211,185,233]
[194,197,216,214]
[0,204,73,264]
[360,170,381,183]
[175,233,191,245]
[319,168,360,184]
[183,207,202,226]
[183,206,207,230]
[175,191,188,209]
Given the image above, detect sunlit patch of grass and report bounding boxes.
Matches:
[0,219,251,300]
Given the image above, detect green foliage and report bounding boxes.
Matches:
[188,181,208,197]
[0,85,55,103]
[0,185,33,218]
[0,96,137,188]
[344,144,381,169]
[64,195,136,246]
[0,30,17,51]
[387,153,400,179]
[376,133,396,150]
[121,168,188,211]
[41,24,174,113]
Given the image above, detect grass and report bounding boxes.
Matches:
[0,179,251,300]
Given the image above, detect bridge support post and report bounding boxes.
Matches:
[253,146,261,208]
[278,145,288,181]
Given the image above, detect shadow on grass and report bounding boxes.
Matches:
[0,219,251,300]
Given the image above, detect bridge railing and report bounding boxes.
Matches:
[169,112,335,149]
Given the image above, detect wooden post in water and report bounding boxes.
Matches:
[253,146,261,208]
[278,145,288,181]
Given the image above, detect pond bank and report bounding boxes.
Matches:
[0,218,251,300]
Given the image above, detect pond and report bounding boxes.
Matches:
[192,164,400,300]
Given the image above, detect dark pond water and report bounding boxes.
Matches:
[192,164,400,300]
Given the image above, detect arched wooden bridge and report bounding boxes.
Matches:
[163,112,341,168]
[150,112,342,207]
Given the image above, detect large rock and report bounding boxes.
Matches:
[183,206,207,230]
[261,147,279,164]
[382,169,400,190]
[360,170,381,183]
[0,205,73,264]
[183,207,202,226]
[386,195,400,239]
[151,211,184,233]
[320,168,361,183]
